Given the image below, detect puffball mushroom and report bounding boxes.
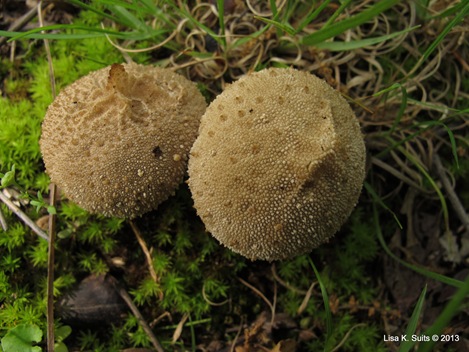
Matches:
[40,63,206,218]
[188,67,366,261]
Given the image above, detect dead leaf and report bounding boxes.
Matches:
[58,274,127,325]
[172,313,189,343]
[439,231,461,263]
[349,296,358,314]
[329,294,339,315]
[36,215,49,230]
[270,339,296,352]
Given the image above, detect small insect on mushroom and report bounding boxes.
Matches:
[188,67,366,261]
[40,63,206,218]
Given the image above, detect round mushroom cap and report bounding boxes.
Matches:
[188,67,366,261]
[40,63,206,218]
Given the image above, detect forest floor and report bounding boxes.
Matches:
[0,1,468,351]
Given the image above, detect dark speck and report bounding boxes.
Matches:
[153,146,163,158]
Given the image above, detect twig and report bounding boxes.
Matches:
[271,263,307,295]
[111,278,165,352]
[46,184,57,352]
[202,282,229,306]
[371,156,423,191]
[330,323,366,352]
[38,1,57,350]
[230,317,244,352]
[129,220,160,284]
[433,154,469,235]
[238,277,276,325]
[0,190,49,241]
[0,205,8,231]
[297,280,317,315]
[172,313,189,343]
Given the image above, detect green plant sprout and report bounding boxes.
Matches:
[30,191,56,215]
[0,165,16,189]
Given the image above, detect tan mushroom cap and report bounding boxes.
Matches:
[188,67,366,261]
[40,63,206,218]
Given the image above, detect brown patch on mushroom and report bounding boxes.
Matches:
[188,67,366,261]
[40,63,206,218]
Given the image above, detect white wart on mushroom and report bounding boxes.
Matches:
[188,68,366,261]
[40,63,206,218]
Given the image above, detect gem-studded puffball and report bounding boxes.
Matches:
[188,68,366,261]
[40,63,206,218]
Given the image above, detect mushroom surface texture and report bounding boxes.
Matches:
[40,63,206,218]
[188,67,366,261]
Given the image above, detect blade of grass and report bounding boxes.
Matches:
[370,196,464,288]
[159,318,212,330]
[0,30,106,40]
[399,285,427,352]
[3,25,166,41]
[301,0,400,46]
[388,85,408,135]
[269,0,283,38]
[66,0,120,23]
[269,0,278,18]
[139,0,158,15]
[372,82,402,97]
[216,0,226,48]
[308,257,333,350]
[419,122,459,169]
[296,0,333,34]
[408,1,469,76]
[430,0,467,20]
[322,0,353,28]
[364,182,403,228]
[96,0,151,12]
[315,26,419,51]
[165,2,222,46]
[394,144,449,231]
[108,4,150,32]
[376,121,460,170]
[418,273,469,352]
[253,16,296,36]
[230,24,272,50]
[414,0,431,20]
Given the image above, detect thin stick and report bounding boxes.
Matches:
[38,2,57,350]
[271,263,307,295]
[202,282,229,306]
[111,278,165,352]
[229,317,244,352]
[371,156,423,191]
[433,154,469,234]
[0,205,8,231]
[297,280,317,315]
[129,220,159,284]
[0,191,49,241]
[330,323,366,352]
[238,277,275,324]
[46,184,56,352]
